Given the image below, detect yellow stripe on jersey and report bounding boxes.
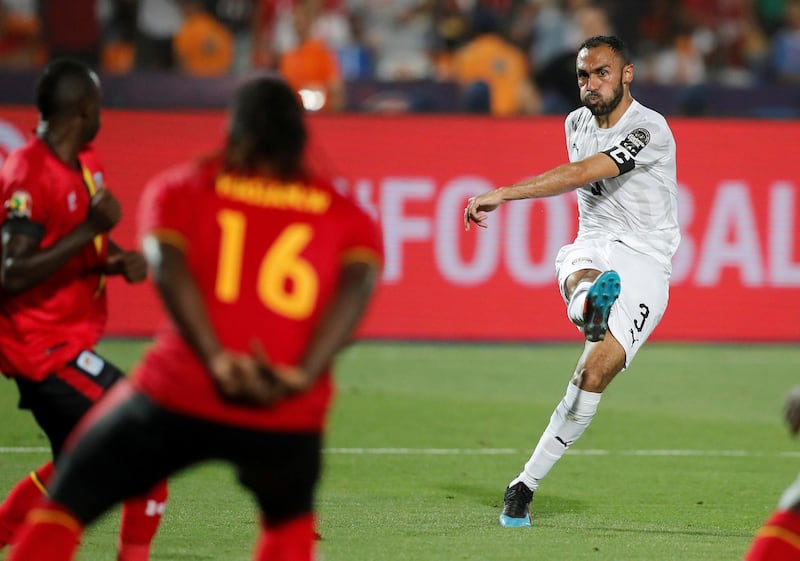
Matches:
[29,470,48,496]
[80,166,106,298]
[80,166,104,255]
[147,228,189,251]
[342,247,383,268]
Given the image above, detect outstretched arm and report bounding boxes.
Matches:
[464,152,620,230]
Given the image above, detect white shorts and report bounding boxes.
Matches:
[555,238,671,368]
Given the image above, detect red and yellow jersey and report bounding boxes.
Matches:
[134,157,383,431]
[0,137,109,380]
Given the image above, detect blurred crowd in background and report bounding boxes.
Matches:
[0,0,799,114]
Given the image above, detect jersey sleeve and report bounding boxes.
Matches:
[137,167,195,251]
[629,116,674,168]
[340,200,383,269]
[1,156,48,239]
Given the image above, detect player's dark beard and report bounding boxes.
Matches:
[583,78,624,116]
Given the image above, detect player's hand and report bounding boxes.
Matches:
[106,250,148,283]
[87,189,121,232]
[250,339,314,399]
[208,351,278,407]
[464,190,504,231]
[785,386,800,436]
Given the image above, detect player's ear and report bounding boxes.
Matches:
[622,63,634,85]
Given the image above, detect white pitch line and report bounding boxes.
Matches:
[327,448,520,455]
[2,446,800,458]
[324,448,800,458]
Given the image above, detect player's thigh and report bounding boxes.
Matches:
[606,242,670,367]
[232,431,322,522]
[51,384,193,524]
[15,377,90,457]
[15,351,125,457]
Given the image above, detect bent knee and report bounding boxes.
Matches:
[575,368,611,392]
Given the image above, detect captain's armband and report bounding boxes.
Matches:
[601,146,635,175]
[601,127,652,176]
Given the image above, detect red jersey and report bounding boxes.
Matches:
[0,137,109,380]
[134,157,383,431]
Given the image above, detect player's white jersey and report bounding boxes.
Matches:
[564,100,680,271]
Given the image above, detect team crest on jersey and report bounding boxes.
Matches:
[4,190,32,218]
[620,128,651,156]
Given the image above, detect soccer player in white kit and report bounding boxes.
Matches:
[464,35,680,527]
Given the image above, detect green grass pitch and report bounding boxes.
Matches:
[1,340,799,561]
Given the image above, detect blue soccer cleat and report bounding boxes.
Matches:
[498,482,533,527]
[583,270,621,343]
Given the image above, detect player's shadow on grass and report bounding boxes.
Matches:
[534,519,753,539]
[445,484,752,538]
[441,482,587,521]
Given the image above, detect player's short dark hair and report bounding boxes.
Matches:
[226,75,307,180]
[579,35,631,65]
[35,59,98,120]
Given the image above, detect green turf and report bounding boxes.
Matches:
[1,340,799,560]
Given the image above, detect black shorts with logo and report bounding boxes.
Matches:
[13,350,124,458]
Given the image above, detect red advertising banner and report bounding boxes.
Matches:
[0,108,797,342]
